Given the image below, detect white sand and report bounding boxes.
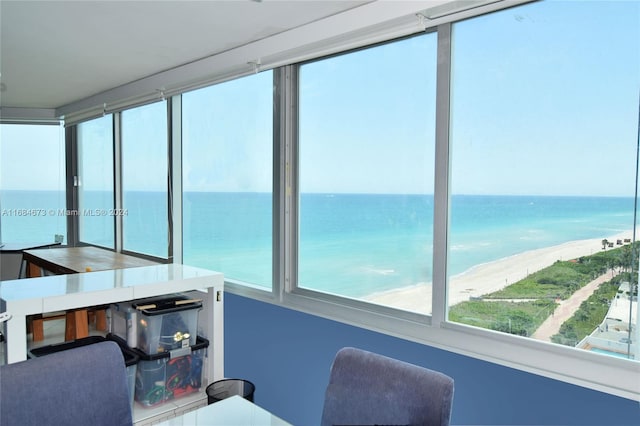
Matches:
[364,231,632,315]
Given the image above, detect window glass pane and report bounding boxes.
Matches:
[0,123,66,244]
[78,116,114,248]
[298,34,437,313]
[121,102,168,258]
[182,71,273,288]
[448,0,639,361]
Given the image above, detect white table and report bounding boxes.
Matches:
[156,395,292,426]
[1,263,226,425]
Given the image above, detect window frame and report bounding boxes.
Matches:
[75,115,116,249]
[0,122,67,245]
[180,70,276,291]
[284,31,440,326]
[119,100,171,260]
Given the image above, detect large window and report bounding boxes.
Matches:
[448,1,639,360]
[297,33,438,313]
[182,71,273,288]
[77,115,114,248]
[58,0,638,399]
[121,101,169,258]
[0,123,66,243]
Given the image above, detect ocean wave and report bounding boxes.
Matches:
[363,266,395,275]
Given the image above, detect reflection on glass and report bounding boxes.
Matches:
[448,0,639,361]
[182,71,273,287]
[298,33,437,314]
[78,115,114,248]
[121,101,169,258]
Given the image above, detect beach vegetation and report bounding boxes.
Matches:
[485,245,635,301]
[484,263,586,300]
[450,246,634,339]
[449,299,556,337]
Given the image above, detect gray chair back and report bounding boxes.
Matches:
[0,341,132,426]
[321,347,454,426]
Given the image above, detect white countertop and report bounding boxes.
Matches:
[0,263,223,363]
[1,263,222,308]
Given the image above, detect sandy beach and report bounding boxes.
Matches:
[364,231,632,315]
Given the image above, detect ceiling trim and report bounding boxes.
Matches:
[57,0,529,124]
[0,107,60,124]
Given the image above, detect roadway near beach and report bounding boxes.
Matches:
[365,232,631,322]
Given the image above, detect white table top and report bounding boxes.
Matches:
[156,396,292,426]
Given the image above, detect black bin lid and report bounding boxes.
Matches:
[131,335,209,360]
[132,294,202,316]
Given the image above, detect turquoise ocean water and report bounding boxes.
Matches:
[1,191,636,297]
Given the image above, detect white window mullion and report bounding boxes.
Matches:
[431,23,452,327]
[113,113,123,253]
[169,96,182,264]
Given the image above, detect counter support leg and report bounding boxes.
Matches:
[5,314,28,363]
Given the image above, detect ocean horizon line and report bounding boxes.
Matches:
[1,189,636,200]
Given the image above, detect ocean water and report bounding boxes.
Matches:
[1,190,68,243]
[298,194,636,297]
[2,190,636,297]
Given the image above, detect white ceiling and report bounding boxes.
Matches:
[0,0,500,116]
[0,0,372,110]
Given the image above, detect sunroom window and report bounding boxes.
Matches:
[182,71,274,288]
[297,33,438,313]
[447,0,639,361]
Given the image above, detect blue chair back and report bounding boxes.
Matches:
[0,341,132,426]
[321,347,454,426]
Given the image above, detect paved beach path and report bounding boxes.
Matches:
[531,270,619,341]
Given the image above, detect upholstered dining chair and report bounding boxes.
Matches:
[321,347,454,426]
[0,341,133,426]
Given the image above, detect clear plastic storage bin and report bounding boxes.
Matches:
[132,294,202,355]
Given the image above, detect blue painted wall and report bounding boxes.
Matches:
[224,293,640,425]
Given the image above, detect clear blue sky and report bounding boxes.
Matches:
[182,71,273,193]
[2,0,639,197]
[448,0,640,197]
[1,123,66,191]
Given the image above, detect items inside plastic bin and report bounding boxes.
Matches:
[133,295,202,354]
[134,336,208,407]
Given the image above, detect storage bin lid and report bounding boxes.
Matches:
[132,336,209,361]
[132,294,202,316]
